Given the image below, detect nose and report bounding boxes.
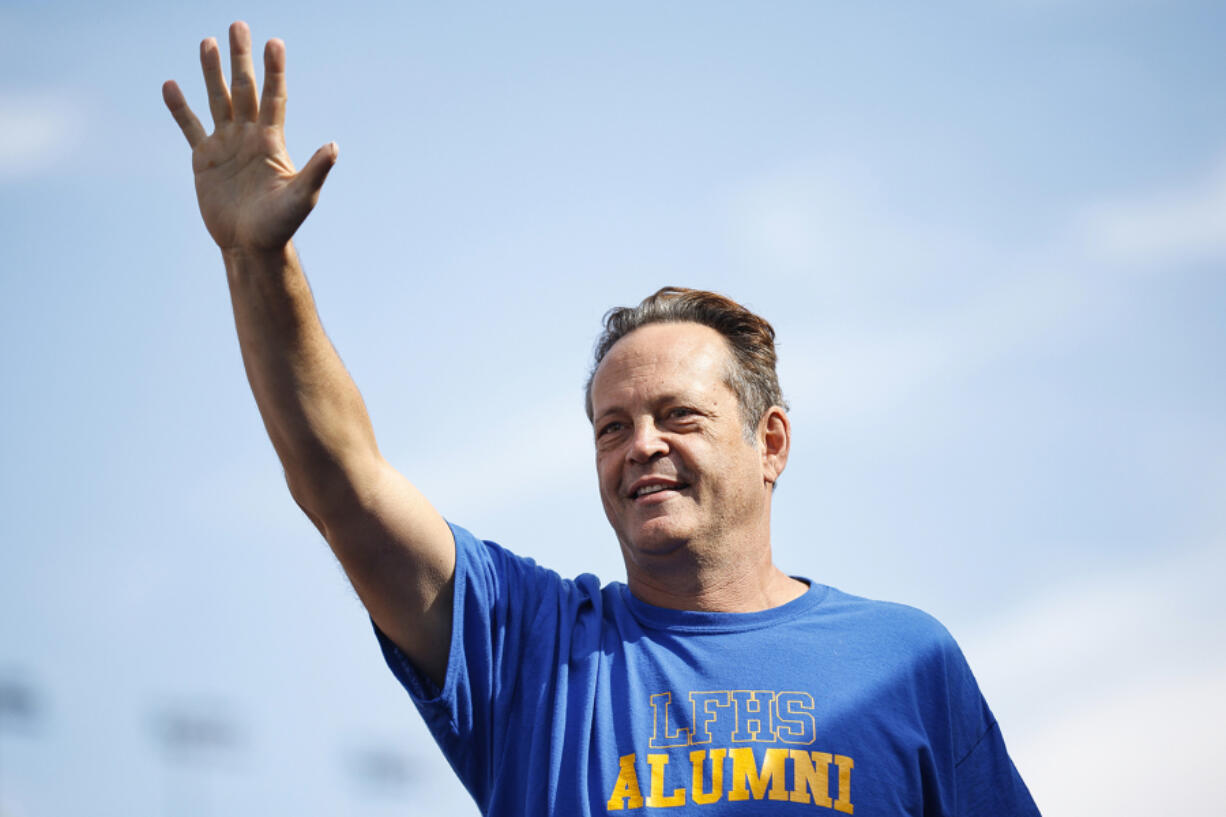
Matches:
[627,419,668,464]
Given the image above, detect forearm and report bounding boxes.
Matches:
[224,243,379,520]
[169,23,456,686]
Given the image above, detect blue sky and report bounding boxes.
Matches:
[2,1,1224,815]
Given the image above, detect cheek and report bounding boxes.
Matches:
[595,457,618,495]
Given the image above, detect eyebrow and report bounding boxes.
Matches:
[592,407,624,425]
[592,392,695,423]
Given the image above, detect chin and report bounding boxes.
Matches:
[621,523,691,559]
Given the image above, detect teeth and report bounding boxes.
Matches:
[635,483,678,498]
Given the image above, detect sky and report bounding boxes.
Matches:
[1,1,1224,815]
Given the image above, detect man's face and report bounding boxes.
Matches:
[589,322,773,568]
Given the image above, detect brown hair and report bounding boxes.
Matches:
[584,287,788,439]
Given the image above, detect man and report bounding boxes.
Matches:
[164,22,1040,815]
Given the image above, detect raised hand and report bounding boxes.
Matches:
[163,22,336,253]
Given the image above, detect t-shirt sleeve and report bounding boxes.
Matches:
[371,521,572,810]
[938,633,1041,817]
[955,718,1041,815]
[899,608,1041,817]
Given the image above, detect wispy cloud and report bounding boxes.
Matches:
[0,94,82,180]
[732,149,1225,428]
[724,158,884,277]
[1018,667,1226,816]
[1077,154,1226,263]
[962,542,1226,815]
[390,391,596,519]
[781,265,1089,424]
[965,541,1226,702]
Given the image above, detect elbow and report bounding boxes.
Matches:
[285,469,335,534]
[282,451,381,533]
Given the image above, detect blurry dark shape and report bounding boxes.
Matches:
[150,702,245,817]
[0,671,42,736]
[150,701,244,769]
[0,671,42,817]
[344,743,416,795]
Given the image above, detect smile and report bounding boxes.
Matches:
[630,481,689,499]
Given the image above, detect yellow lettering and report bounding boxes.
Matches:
[833,754,854,814]
[788,750,833,806]
[689,748,726,805]
[645,753,686,807]
[606,753,644,811]
[688,691,731,745]
[727,747,789,802]
[730,690,777,743]
[622,690,851,813]
[649,692,692,748]
[774,691,817,745]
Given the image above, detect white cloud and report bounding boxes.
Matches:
[960,543,1226,816]
[725,158,883,277]
[1077,155,1226,263]
[1018,668,1226,817]
[780,263,1090,425]
[965,542,1225,710]
[0,95,82,180]
[732,149,1226,430]
[393,390,596,519]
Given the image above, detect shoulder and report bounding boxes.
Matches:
[806,585,969,673]
[819,585,957,642]
[450,521,607,613]
[817,587,993,735]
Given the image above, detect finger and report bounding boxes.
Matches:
[200,36,232,126]
[258,38,287,128]
[162,80,208,147]
[228,21,259,122]
[291,142,339,207]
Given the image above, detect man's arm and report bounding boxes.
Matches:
[163,22,454,686]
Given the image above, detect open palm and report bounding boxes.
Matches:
[163,22,335,253]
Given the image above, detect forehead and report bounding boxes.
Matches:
[590,322,733,411]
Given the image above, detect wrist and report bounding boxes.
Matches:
[222,243,303,295]
[221,242,295,268]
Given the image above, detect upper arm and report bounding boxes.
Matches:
[313,455,456,688]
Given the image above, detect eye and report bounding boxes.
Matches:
[597,421,624,438]
[669,407,696,419]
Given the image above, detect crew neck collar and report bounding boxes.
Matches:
[619,579,827,633]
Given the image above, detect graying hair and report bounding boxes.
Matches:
[584,287,788,440]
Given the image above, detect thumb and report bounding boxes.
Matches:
[294,141,339,203]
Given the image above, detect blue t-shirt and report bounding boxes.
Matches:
[376,524,1039,815]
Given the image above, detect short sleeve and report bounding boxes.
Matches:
[909,617,1042,817]
[955,719,1041,815]
[937,629,1041,816]
[372,522,580,811]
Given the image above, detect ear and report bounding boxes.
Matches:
[757,406,790,487]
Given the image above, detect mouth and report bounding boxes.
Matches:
[628,479,690,500]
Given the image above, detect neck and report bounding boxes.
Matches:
[623,533,807,613]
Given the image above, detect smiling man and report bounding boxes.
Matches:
[588,306,803,612]
[165,22,1040,816]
